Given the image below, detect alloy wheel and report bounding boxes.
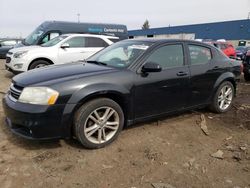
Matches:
[83,106,120,144]
[217,84,233,111]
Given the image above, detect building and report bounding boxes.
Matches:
[128,19,250,46]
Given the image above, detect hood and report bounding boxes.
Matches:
[9,45,41,53]
[13,62,117,87]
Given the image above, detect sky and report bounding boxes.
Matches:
[0,0,250,38]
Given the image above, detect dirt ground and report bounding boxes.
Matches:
[0,59,249,188]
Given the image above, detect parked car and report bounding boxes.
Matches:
[243,50,250,81]
[5,34,118,74]
[236,46,250,60]
[15,21,127,48]
[0,39,21,58]
[210,41,236,59]
[2,39,241,149]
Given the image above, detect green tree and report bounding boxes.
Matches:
[142,19,150,30]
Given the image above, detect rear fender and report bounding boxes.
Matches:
[210,72,236,102]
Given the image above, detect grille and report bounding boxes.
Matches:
[6,57,11,64]
[9,84,23,101]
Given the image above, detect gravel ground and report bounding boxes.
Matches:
[0,59,249,188]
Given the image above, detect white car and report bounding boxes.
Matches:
[5,34,118,73]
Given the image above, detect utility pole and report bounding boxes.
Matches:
[77,13,80,23]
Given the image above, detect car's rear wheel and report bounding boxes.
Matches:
[29,60,50,70]
[244,73,250,81]
[210,81,234,113]
[74,98,124,149]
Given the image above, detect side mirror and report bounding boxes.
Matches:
[141,62,162,73]
[61,43,70,49]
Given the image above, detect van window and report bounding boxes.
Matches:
[64,37,85,48]
[41,32,60,44]
[41,36,67,47]
[85,37,108,47]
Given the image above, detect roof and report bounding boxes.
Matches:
[44,20,127,27]
[128,19,250,40]
[122,38,215,48]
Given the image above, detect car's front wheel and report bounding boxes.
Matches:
[74,98,124,149]
[210,81,234,113]
[29,60,50,70]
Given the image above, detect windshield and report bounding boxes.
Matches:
[24,27,45,45]
[88,40,152,68]
[41,36,67,47]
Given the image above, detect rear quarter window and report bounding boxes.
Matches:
[109,38,120,43]
[213,47,229,60]
[86,37,108,47]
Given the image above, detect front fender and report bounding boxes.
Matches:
[67,83,130,104]
[60,83,131,138]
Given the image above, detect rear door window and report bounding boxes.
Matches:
[188,45,212,65]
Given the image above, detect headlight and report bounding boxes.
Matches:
[18,87,59,105]
[13,51,28,58]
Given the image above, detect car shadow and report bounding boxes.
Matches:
[0,117,62,150]
[123,109,203,131]
[0,109,211,150]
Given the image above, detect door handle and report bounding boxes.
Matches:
[212,66,219,70]
[176,71,188,76]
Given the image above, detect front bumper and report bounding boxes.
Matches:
[2,94,67,140]
[5,54,29,73]
[5,64,24,74]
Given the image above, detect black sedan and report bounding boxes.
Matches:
[2,39,241,149]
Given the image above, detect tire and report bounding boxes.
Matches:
[209,81,234,113]
[244,73,250,81]
[29,60,50,70]
[74,98,124,149]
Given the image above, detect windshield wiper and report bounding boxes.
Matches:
[86,60,107,66]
